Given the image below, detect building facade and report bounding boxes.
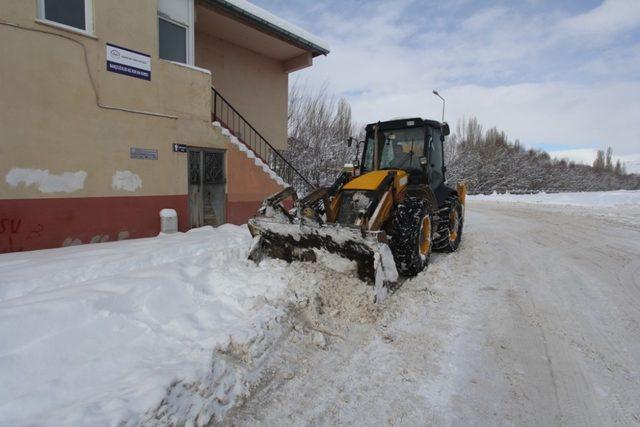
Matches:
[0,0,328,253]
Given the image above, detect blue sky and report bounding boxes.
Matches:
[250,0,640,167]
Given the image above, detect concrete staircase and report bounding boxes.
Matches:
[212,121,286,187]
[211,87,313,193]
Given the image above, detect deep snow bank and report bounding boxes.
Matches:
[0,225,295,425]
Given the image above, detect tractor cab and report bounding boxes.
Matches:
[360,118,450,190]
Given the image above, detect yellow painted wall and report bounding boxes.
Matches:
[0,0,222,199]
[195,31,289,150]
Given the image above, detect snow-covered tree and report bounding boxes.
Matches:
[445,118,640,193]
[593,150,605,170]
[605,147,614,172]
[285,83,359,191]
[284,101,640,194]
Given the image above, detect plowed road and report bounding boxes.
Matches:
[226,201,640,426]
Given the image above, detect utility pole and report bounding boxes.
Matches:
[432,90,445,123]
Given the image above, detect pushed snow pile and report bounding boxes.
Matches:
[0,225,291,425]
[469,190,640,207]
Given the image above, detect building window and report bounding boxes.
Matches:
[38,0,93,33]
[157,0,194,65]
[159,18,187,64]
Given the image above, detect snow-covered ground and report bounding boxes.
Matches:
[2,191,640,425]
[469,189,640,207]
[0,225,300,425]
[469,190,640,229]
[225,195,640,425]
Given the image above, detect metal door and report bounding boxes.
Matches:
[188,148,225,228]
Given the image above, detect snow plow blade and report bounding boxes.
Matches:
[247,217,398,303]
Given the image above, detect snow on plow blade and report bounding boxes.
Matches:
[247,217,398,303]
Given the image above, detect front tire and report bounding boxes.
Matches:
[390,197,434,277]
[434,194,463,252]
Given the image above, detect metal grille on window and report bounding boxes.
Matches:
[203,152,224,184]
[188,151,201,185]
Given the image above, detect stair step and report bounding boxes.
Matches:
[212,121,287,187]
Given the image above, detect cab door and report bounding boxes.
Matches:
[428,128,445,190]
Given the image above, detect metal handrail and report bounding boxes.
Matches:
[212,87,314,191]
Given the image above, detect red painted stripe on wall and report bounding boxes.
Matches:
[0,195,188,253]
[226,200,262,225]
[226,199,294,226]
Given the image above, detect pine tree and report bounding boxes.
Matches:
[593,150,605,171]
[614,160,622,175]
[605,147,613,172]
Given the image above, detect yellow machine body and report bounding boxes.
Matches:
[343,170,408,192]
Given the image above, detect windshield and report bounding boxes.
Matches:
[362,127,425,171]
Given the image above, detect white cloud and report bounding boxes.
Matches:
[444,82,640,155]
[548,149,640,173]
[548,149,599,165]
[341,82,640,155]
[291,0,640,159]
[559,0,640,40]
[617,155,640,173]
[460,7,507,31]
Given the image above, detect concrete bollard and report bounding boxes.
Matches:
[160,209,178,234]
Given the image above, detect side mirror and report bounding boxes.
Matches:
[347,137,354,147]
[442,166,447,173]
[442,123,450,136]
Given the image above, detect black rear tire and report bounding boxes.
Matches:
[434,195,463,252]
[390,197,434,277]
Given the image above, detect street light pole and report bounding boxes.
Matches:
[432,90,445,123]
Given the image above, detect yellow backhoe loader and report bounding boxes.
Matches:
[248,117,466,302]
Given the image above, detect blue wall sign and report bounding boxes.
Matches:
[130,147,158,160]
[106,43,151,81]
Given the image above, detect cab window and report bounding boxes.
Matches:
[380,128,425,170]
[362,138,375,172]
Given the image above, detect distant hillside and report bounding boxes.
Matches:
[445,118,640,194]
